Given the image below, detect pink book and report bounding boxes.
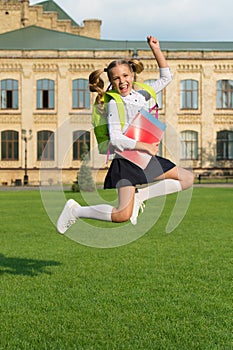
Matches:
[115,108,166,169]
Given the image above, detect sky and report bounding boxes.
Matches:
[30,0,233,42]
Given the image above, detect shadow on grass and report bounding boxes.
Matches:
[0,254,61,276]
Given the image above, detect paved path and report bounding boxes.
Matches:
[0,183,233,191]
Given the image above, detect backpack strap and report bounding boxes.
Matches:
[104,90,125,129]
[103,91,125,164]
[103,84,157,163]
[104,83,158,128]
[133,81,157,101]
[134,81,158,118]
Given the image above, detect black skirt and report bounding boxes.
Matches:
[104,155,176,189]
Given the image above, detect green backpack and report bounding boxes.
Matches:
[92,82,157,154]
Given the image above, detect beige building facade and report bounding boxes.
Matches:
[0,0,232,186]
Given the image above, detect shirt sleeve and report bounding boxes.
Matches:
[107,99,137,151]
[139,67,173,100]
[154,67,173,93]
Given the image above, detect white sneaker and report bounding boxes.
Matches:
[130,195,145,225]
[57,199,80,234]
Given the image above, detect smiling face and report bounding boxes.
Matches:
[108,63,134,97]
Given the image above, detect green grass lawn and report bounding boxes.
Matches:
[0,188,232,350]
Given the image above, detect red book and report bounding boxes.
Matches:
[115,108,166,169]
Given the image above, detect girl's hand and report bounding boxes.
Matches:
[147,35,168,68]
[135,141,160,156]
[147,36,160,51]
[146,142,160,156]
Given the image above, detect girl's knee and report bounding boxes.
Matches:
[111,207,132,223]
[182,170,195,190]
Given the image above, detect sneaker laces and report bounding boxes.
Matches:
[139,201,145,213]
[130,196,145,225]
[64,218,76,229]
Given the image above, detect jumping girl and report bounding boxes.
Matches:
[57,35,194,234]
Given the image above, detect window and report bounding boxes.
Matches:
[216,130,233,160]
[73,130,90,160]
[144,79,163,109]
[0,79,18,109]
[180,79,198,109]
[72,79,90,109]
[36,79,54,109]
[216,80,233,109]
[37,130,54,160]
[1,130,19,160]
[157,141,163,157]
[180,130,198,160]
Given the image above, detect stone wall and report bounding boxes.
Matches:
[0,0,101,38]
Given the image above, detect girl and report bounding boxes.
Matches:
[57,35,194,234]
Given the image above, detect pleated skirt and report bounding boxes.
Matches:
[104,155,176,189]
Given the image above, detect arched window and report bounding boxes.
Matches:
[0,79,18,109]
[216,80,233,109]
[73,130,90,160]
[36,79,54,109]
[216,130,233,160]
[180,79,198,109]
[144,79,163,109]
[72,79,90,109]
[180,130,198,160]
[1,130,19,160]
[37,130,54,160]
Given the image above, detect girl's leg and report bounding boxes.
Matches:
[130,166,194,224]
[111,186,136,223]
[57,200,114,234]
[137,166,194,202]
[57,186,136,233]
[155,166,194,190]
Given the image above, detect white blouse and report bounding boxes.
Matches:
[107,67,172,151]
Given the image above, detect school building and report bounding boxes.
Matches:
[0,0,232,186]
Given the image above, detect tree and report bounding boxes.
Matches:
[72,143,95,192]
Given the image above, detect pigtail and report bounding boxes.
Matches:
[89,69,105,105]
[128,59,144,75]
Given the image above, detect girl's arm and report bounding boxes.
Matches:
[140,35,172,95]
[135,141,160,156]
[108,100,160,156]
[108,99,137,151]
[147,35,168,68]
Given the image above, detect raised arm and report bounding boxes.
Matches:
[147,35,168,68]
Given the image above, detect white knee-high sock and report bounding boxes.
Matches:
[72,204,113,222]
[137,179,182,202]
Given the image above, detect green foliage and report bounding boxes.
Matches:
[71,181,80,192]
[78,162,95,192]
[72,143,95,192]
[0,188,232,349]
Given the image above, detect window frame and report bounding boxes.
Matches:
[37,130,54,161]
[180,130,198,160]
[216,130,233,160]
[216,79,233,109]
[36,79,55,110]
[72,79,90,109]
[73,130,90,160]
[1,130,19,160]
[144,79,163,110]
[0,79,18,110]
[180,79,198,110]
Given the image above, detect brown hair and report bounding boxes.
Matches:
[88,59,144,105]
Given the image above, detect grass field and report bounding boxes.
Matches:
[0,187,232,350]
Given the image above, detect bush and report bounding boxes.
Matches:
[71,181,80,192]
[72,143,95,192]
